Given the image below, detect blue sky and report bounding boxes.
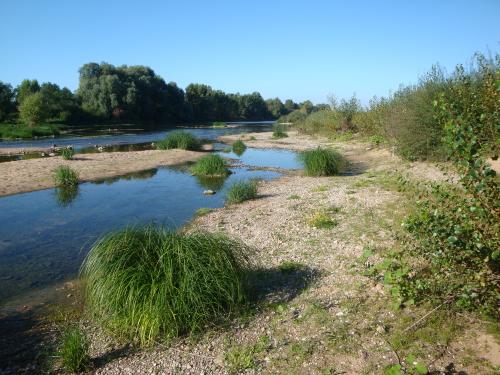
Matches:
[0,0,498,104]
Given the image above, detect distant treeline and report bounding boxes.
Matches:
[0,62,324,128]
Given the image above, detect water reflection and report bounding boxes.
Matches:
[195,175,228,191]
[91,169,158,185]
[55,186,80,207]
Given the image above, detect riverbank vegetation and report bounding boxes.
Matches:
[232,139,247,155]
[53,165,79,186]
[156,130,200,150]
[0,63,322,135]
[272,123,288,139]
[301,147,344,176]
[81,226,249,346]
[226,180,258,204]
[57,327,90,373]
[191,154,230,177]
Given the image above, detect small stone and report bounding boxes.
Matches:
[49,152,56,157]
[67,293,72,298]
[203,190,216,195]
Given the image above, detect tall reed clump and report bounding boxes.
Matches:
[226,180,258,204]
[300,147,344,176]
[156,131,200,150]
[60,148,75,160]
[57,327,90,373]
[232,139,247,155]
[191,154,230,176]
[53,165,79,186]
[272,124,288,139]
[81,226,249,346]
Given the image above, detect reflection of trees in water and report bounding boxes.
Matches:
[55,186,80,207]
[232,148,246,157]
[195,175,228,191]
[92,169,158,185]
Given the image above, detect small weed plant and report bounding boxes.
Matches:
[272,124,288,139]
[60,148,74,160]
[232,139,247,155]
[57,327,90,373]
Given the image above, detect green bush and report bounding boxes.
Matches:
[81,226,249,346]
[226,180,258,204]
[294,109,341,135]
[381,54,499,317]
[0,123,60,139]
[276,109,307,124]
[60,148,74,160]
[212,121,227,128]
[272,124,288,139]
[53,165,79,186]
[156,131,199,150]
[191,154,230,176]
[232,139,247,155]
[300,147,343,176]
[57,327,90,373]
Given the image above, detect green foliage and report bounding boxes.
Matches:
[272,123,288,139]
[384,354,427,375]
[301,147,344,176]
[57,327,90,373]
[53,165,79,187]
[225,335,270,374]
[60,148,74,160]
[191,154,230,177]
[195,207,214,216]
[382,54,500,317]
[0,123,60,139]
[156,130,200,150]
[19,92,49,127]
[277,109,306,124]
[81,226,249,346]
[278,261,305,274]
[0,81,15,121]
[308,211,337,229]
[232,139,247,155]
[212,121,227,127]
[226,180,258,204]
[55,186,80,207]
[329,93,362,131]
[294,109,341,135]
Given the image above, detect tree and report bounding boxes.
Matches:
[284,99,298,113]
[0,81,15,121]
[265,98,285,118]
[16,79,40,105]
[19,92,48,127]
[329,94,361,130]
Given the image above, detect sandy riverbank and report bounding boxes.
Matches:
[0,149,207,197]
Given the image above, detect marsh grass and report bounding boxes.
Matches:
[272,124,288,139]
[226,180,258,204]
[53,165,79,186]
[60,148,74,160]
[191,154,230,177]
[156,131,200,150]
[232,139,247,155]
[81,226,249,346]
[300,147,344,176]
[57,327,90,373]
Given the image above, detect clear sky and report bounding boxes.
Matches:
[0,0,498,104]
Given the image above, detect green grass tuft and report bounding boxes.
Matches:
[60,148,74,160]
[232,139,247,155]
[156,131,199,150]
[53,165,79,186]
[57,327,90,373]
[196,207,214,216]
[272,124,288,139]
[226,180,258,204]
[308,212,337,229]
[191,154,230,177]
[212,121,228,128]
[81,225,249,346]
[300,147,344,176]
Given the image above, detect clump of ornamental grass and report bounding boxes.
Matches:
[53,165,79,186]
[308,211,337,229]
[232,140,247,155]
[226,180,258,204]
[60,148,74,160]
[300,147,344,176]
[57,327,90,373]
[80,225,249,346]
[272,124,288,139]
[191,154,230,177]
[156,131,200,150]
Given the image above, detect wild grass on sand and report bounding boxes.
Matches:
[272,124,288,139]
[156,130,200,150]
[226,180,258,204]
[60,148,74,160]
[53,165,79,186]
[191,154,230,177]
[57,327,90,373]
[80,225,249,346]
[300,147,344,176]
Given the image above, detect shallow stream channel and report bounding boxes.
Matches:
[0,126,302,308]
